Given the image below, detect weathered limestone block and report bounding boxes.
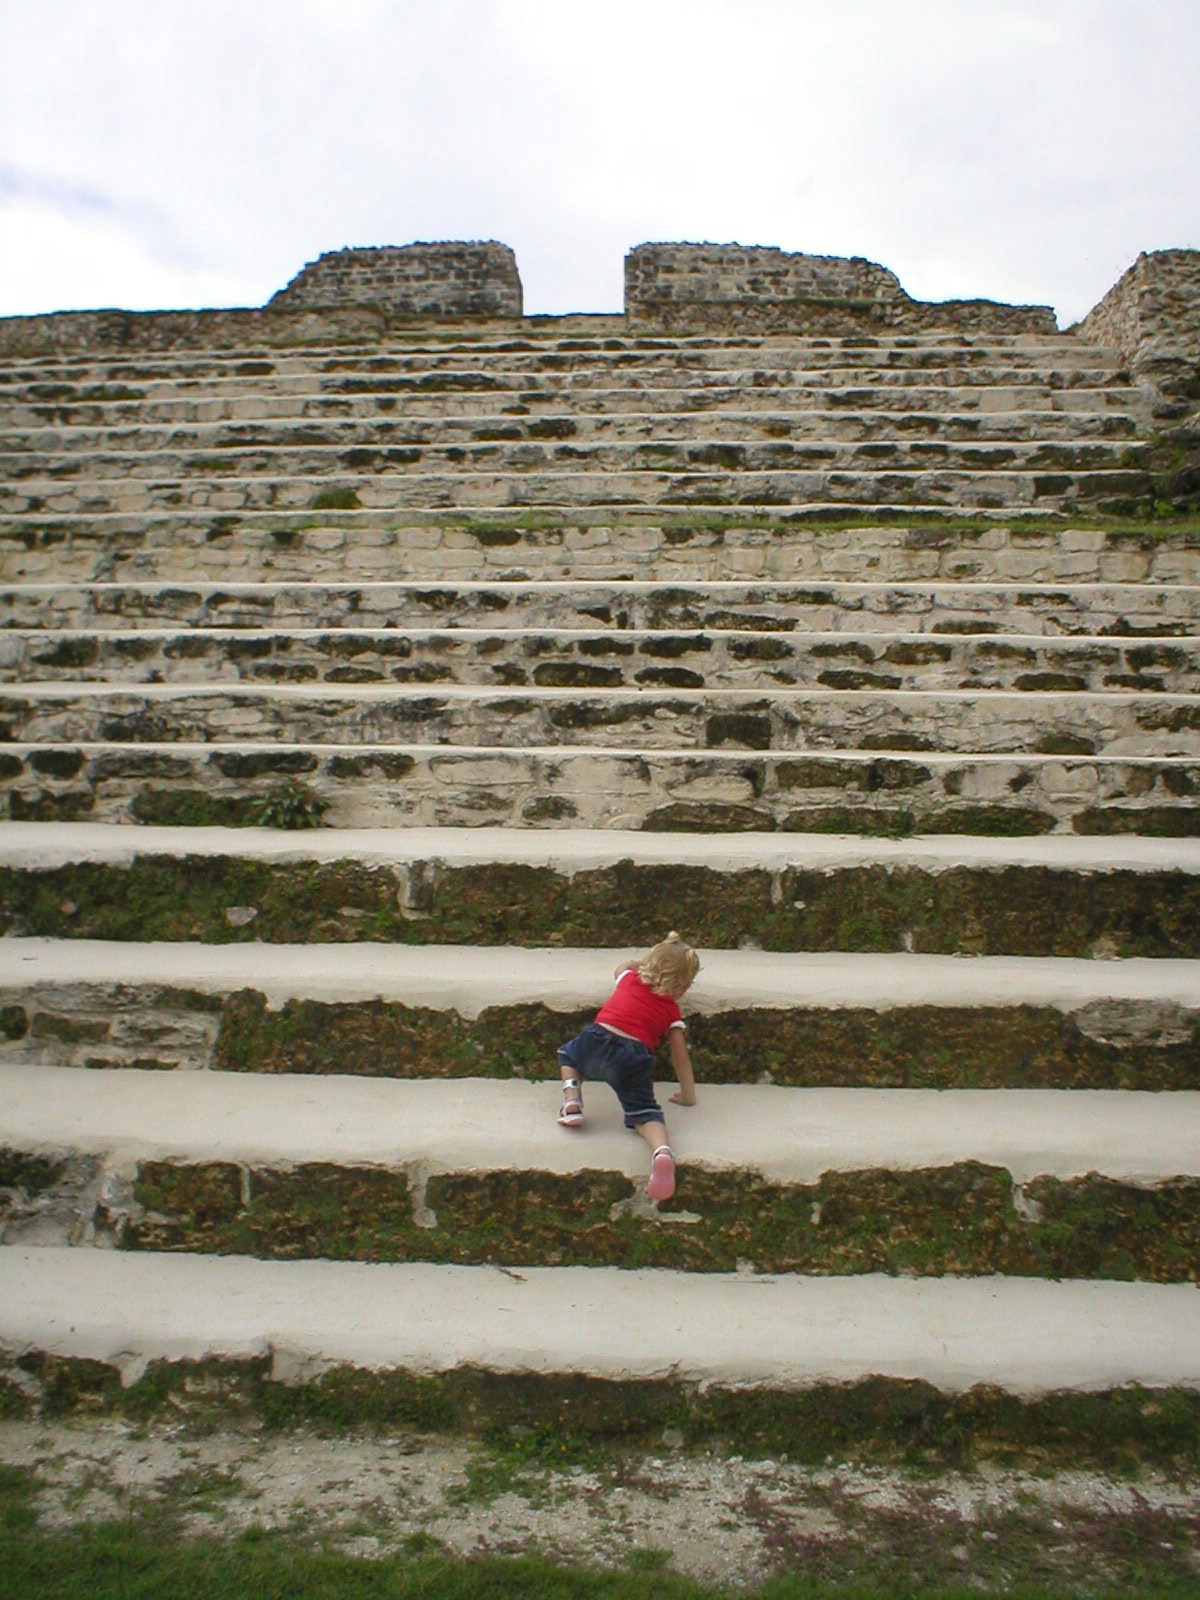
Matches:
[269,243,523,319]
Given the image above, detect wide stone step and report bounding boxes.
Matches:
[20,516,1194,588]
[6,626,1196,694]
[2,939,1197,1088]
[2,437,1148,486]
[4,823,1197,958]
[3,681,1193,756]
[0,466,1152,516]
[0,366,1140,422]
[4,1247,1197,1397]
[4,742,1196,834]
[10,1070,1196,1193]
[0,407,1145,456]
[4,1065,1199,1279]
[4,579,1195,638]
[4,382,1145,429]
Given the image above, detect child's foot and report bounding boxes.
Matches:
[557,1079,583,1128]
[647,1144,675,1201]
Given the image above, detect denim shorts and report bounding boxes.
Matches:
[556,1023,663,1128]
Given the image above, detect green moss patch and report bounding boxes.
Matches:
[130,1161,420,1259]
[210,992,1199,1089]
[122,1159,1200,1282]
[4,857,1199,957]
[213,992,587,1078]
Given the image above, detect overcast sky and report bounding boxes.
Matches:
[1,0,1197,327]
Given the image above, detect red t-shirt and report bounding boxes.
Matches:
[595,968,685,1050]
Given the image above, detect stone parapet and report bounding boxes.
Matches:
[269,242,523,318]
[1079,251,1200,363]
[624,243,1056,335]
[1078,249,1200,503]
[1079,250,1200,398]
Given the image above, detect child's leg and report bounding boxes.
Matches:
[634,1120,668,1156]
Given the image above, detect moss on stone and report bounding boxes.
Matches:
[6,1353,1197,1470]
[0,1006,29,1041]
[1074,806,1200,837]
[0,1149,65,1198]
[129,1161,419,1260]
[130,789,260,827]
[120,1159,1200,1282]
[30,1013,110,1044]
[205,991,1200,1089]
[8,790,94,823]
[7,836,1198,950]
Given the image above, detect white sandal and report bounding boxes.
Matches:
[557,1078,584,1127]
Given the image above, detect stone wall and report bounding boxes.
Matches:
[0,305,391,358]
[1078,249,1200,405]
[624,243,1057,334]
[625,243,904,323]
[0,238,1090,354]
[269,242,522,318]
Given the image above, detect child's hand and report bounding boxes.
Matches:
[669,1090,696,1106]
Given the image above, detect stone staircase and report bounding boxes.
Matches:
[2,246,1199,1466]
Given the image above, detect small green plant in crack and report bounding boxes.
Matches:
[310,487,361,511]
[245,782,329,831]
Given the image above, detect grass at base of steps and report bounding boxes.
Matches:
[3,1454,1199,1599]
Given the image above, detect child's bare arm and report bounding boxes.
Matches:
[667,1028,696,1106]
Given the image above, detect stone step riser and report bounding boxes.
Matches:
[6,1141,1198,1282]
[5,630,1197,695]
[0,410,1146,455]
[3,582,1195,637]
[2,978,1197,1088]
[0,467,1152,516]
[3,438,1148,482]
[4,384,1145,428]
[5,851,1198,958]
[3,685,1192,756]
[6,521,1191,586]
[3,743,1195,834]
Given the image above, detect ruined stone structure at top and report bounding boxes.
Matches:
[270,240,523,318]
[624,243,1059,335]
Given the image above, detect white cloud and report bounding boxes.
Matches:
[0,0,1197,323]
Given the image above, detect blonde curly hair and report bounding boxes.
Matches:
[636,932,700,999]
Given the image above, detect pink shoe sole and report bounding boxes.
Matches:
[647,1146,675,1201]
